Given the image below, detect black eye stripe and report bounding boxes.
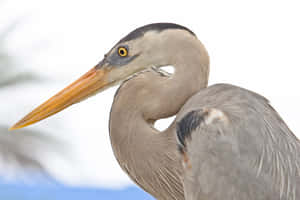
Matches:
[105,44,138,66]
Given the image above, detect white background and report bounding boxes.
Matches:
[0,0,299,188]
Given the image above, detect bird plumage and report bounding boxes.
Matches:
[108,27,208,199]
[11,23,300,200]
[176,84,300,200]
[109,69,185,200]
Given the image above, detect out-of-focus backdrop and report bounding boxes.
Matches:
[0,0,299,199]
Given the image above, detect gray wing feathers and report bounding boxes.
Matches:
[176,84,300,200]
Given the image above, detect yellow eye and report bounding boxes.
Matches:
[118,47,128,57]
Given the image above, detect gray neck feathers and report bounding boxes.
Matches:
[109,34,209,150]
[109,34,209,200]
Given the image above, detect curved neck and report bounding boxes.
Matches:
[110,36,209,146]
[109,37,209,199]
[142,42,209,121]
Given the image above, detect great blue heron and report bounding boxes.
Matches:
[10,23,300,200]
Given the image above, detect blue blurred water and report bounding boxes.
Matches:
[0,180,155,200]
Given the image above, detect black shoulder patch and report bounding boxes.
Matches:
[118,23,196,43]
[176,109,206,153]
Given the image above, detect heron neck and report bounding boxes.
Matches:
[109,38,209,147]
[109,39,209,200]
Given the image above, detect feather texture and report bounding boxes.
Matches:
[177,84,300,200]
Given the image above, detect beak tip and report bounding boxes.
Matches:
[9,121,27,131]
[9,124,20,131]
[9,126,16,131]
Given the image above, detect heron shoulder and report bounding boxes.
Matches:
[175,83,300,200]
[176,108,228,154]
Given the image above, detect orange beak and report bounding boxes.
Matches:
[10,66,113,130]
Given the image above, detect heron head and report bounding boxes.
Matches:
[10,23,197,130]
